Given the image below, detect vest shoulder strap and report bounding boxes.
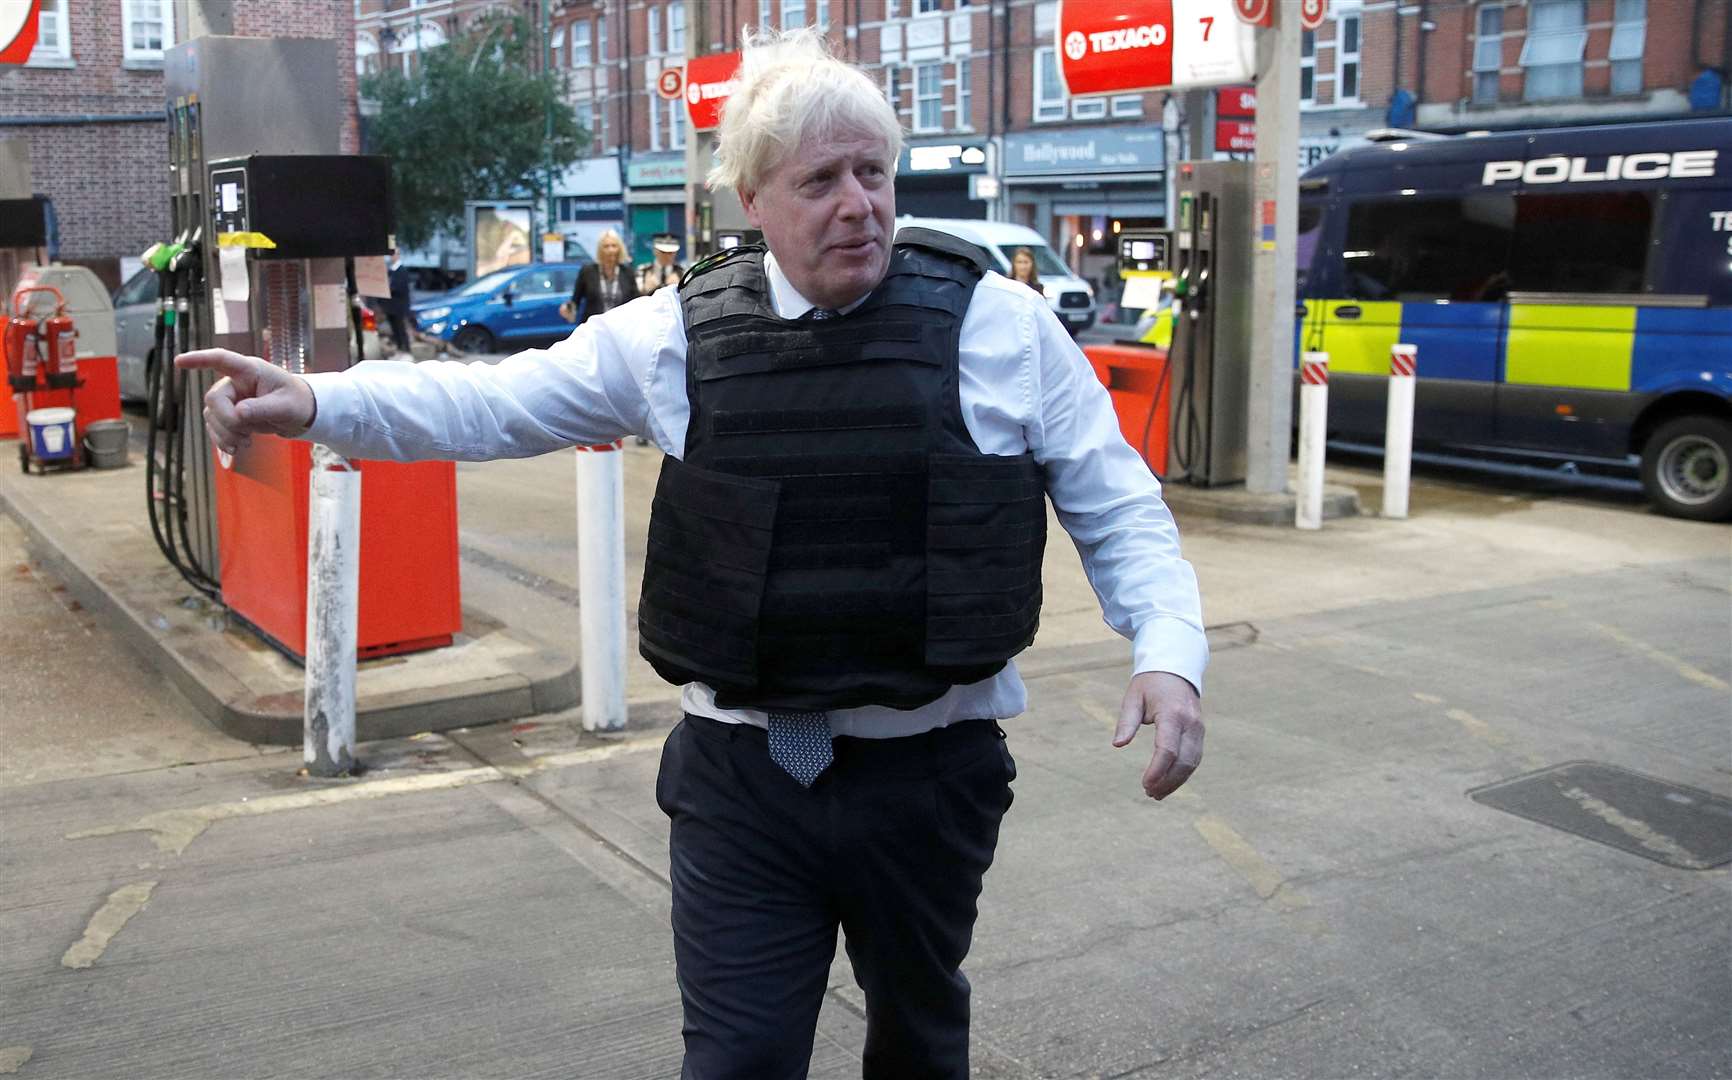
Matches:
[892,226,993,275]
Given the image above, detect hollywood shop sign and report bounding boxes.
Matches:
[1057,0,1260,96]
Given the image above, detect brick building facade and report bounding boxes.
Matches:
[0,0,358,284]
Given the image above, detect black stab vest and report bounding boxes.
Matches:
[636,230,1046,712]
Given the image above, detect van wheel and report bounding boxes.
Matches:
[1640,415,1732,521]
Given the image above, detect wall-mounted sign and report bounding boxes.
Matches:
[1216,84,1256,118]
[1216,119,1256,151]
[656,67,684,101]
[626,153,687,188]
[1233,0,1271,27]
[0,0,40,65]
[903,142,989,174]
[1299,0,1331,31]
[1004,128,1165,176]
[685,51,741,132]
[1056,0,1257,96]
[969,174,1001,200]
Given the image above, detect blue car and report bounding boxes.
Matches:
[413,262,587,354]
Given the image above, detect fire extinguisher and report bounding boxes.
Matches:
[5,285,74,391]
[39,309,77,387]
[3,308,35,391]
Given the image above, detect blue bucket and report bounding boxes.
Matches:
[26,407,76,461]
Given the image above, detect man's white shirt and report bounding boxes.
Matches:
[302,252,1207,737]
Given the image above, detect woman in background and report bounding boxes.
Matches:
[1010,246,1042,296]
[565,230,638,325]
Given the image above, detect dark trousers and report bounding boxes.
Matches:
[656,714,1017,1080]
[385,312,411,352]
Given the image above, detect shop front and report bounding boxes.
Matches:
[624,152,686,265]
[553,156,624,263]
[894,140,990,220]
[1002,128,1165,311]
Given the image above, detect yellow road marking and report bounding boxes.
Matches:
[1193,815,1308,912]
[1577,618,1729,693]
[62,882,156,970]
[68,735,665,856]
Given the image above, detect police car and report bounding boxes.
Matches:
[1297,117,1732,520]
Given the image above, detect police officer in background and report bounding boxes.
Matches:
[640,232,685,293]
[177,27,1205,1080]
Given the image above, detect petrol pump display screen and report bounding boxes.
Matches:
[211,156,394,259]
[1119,233,1171,274]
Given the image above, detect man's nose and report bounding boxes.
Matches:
[834,172,871,220]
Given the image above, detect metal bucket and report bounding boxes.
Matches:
[82,418,130,470]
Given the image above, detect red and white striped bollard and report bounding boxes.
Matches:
[1296,351,1329,530]
[576,440,628,731]
[1383,343,1417,519]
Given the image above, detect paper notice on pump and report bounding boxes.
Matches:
[1120,276,1166,311]
[312,283,348,330]
[218,246,249,302]
[354,256,390,299]
[211,289,230,335]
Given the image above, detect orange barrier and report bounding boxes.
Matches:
[1084,343,1171,477]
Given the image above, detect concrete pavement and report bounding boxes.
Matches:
[1,418,1729,1078]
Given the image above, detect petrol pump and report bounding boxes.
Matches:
[156,36,462,661]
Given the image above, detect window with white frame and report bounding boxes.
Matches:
[759,0,774,30]
[1336,12,1360,102]
[551,25,565,67]
[597,16,607,61]
[356,32,380,79]
[914,62,943,131]
[122,0,174,64]
[647,3,662,54]
[1072,96,1106,120]
[1034,47,1066,122]
[1609,0,1646,95]
[1473,6,1503,104]
[1111,94,1144,118]
[649,81,662,149]
[956,56,971,128]
[668,1,685,53]
[1520,0,1586,101]
[1034,0,1056,36]
[594,98,609,149]
[782,0,806,30]
[668,97,685,149]
[917,0,942,12]
[1300,30,1316,104]
[816,0,829,28]
[573,20,592,67]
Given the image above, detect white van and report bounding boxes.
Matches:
[895,216,1096,334]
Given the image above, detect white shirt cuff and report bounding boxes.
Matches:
[1132,616,1209,696]
[300,372,358,445]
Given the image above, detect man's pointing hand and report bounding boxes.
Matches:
[175,349,316,455]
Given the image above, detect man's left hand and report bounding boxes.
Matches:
[1112,671,1204,800]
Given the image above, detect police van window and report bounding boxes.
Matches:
[1506,191,1653,295]
[1342,196,1515,302]
[1296,204,1323,291]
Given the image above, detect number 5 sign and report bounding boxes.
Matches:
[1057,0,1257,97]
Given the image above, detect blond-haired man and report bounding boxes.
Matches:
[179,28,1205,1079]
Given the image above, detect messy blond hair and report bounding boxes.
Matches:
[706,26,903,194]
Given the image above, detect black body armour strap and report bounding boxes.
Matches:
[637,234,1046,712]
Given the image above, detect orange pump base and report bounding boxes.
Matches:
[213,436,462,661]
[1083,343,1171,477]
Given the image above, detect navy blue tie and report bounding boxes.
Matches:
[801,307,838,321]
[767,710,833,788]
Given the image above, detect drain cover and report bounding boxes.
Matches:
[1468,762,1732,870]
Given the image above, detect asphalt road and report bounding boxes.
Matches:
[1,422,1727,1078]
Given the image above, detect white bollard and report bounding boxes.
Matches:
[305,444,361,776]
[1295,351,1329,530]
[576,441,628,732]
[1383,343,1417,520]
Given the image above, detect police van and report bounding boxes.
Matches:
[1297,117,1732,520]
[897,217,1098,334]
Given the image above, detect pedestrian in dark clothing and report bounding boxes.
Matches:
[383,255,413,353]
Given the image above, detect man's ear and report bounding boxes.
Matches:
[740,189,762,230]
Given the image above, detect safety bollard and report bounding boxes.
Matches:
[576,441,628,732]
[1296,352,1329,530]
[1383,343,1417,519]
[305,444,360,776]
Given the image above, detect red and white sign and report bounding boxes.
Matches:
[1215,119,1256,152]
[1057,0,1257,97]
[656,67,684,101]
[1216,84,1256,118]
[1232,0,1271,27]
[0,0,41,66]
[1299,0,1331,31]
[684,50,741,132]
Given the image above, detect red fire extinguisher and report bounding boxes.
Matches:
[38,309,77,385]
[5,285,71,390]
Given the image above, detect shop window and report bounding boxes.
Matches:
[1034,48,1066,122]
[1520,0,1586,102]
[1507,191,1653,294]
[1473,6,1503,104]
[123,0,174,65]
[1342,196,1516,302]
[1609,0,1646,95]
